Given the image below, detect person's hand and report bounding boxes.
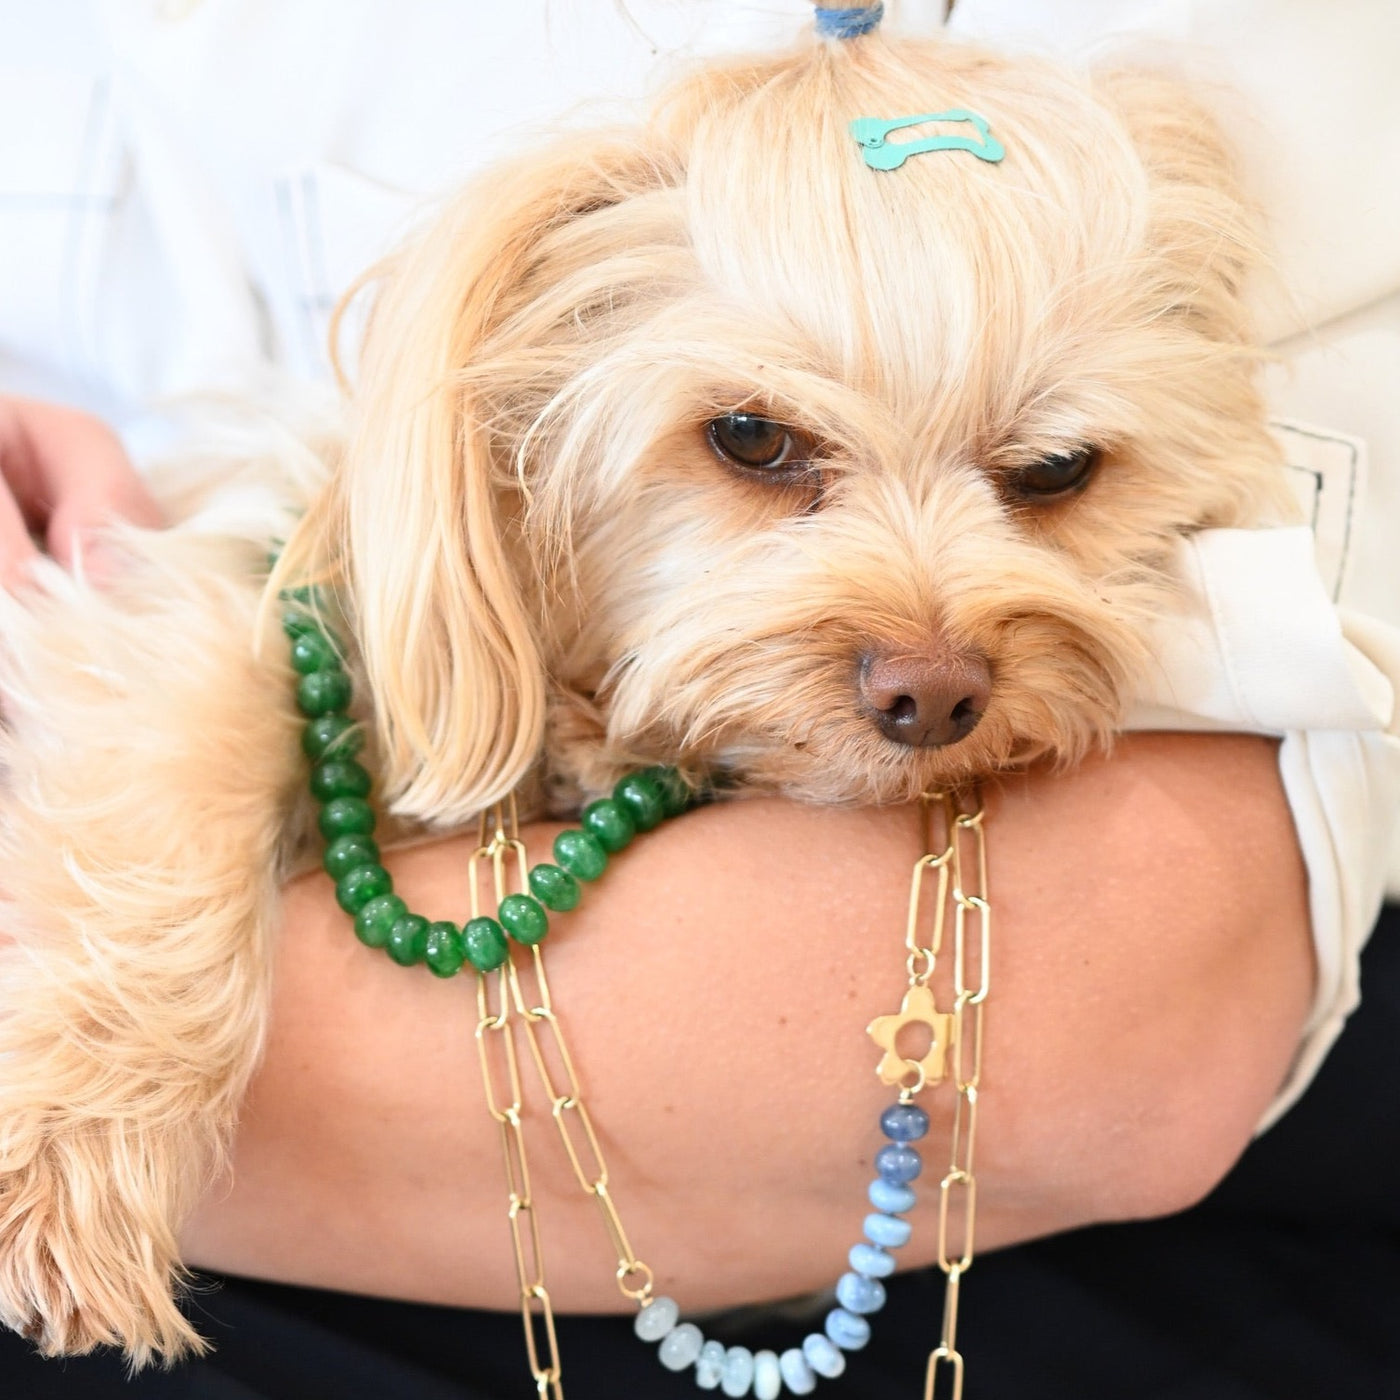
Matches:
[0,395,163,589]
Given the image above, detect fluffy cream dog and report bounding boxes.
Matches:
[0,30,1290,1362]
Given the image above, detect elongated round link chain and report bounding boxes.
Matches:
[468,798,661,1400]
[509,942,657,1303]
[470,803,564,1400]
[917,791,987,1400]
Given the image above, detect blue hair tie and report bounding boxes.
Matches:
[814,4,885,40]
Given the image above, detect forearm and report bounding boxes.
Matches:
[181,732,1312,1311]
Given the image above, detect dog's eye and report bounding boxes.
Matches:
[1012,446,1100,498]
[707,414,802,472]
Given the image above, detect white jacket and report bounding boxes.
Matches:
[1,0,1396,1123]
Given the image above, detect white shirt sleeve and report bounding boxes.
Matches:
[1126,526,1400,1128]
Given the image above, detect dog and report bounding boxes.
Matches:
[0,29,1292,1363]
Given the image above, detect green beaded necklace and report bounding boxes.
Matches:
[285,596,991,1398]
[285,600,693,976]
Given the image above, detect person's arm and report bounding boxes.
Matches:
[181,731,1312,1312]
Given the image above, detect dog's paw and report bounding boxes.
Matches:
[0,1086,217,1360]
[0,1124,209,1363]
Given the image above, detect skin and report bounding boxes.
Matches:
[182,733,1312,1314]
[0,396,163,588]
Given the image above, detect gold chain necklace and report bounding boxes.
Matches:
[468,789,989,1400]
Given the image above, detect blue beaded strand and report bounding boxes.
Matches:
[632,1098,923,1393]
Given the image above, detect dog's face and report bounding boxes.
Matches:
[304,37,1287,822]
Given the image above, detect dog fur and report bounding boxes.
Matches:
[0,32,1291,1361]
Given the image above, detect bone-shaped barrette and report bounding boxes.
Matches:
[848,108,1005,170]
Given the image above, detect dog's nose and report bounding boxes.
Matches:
[859,649,992,748]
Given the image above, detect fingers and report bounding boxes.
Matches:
[0,476,41,591]
[0,396,164,587]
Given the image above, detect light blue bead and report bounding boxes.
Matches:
[836,1270,887,1315]
[880,1102,930,1141]
[697,1339,727,1389]
[825,1307,871,1351]
[868,1177,916,1214]
[635,1294,679,1341]
[721,1346,756,1397]
[661,1322,705,1372]
[780,1348,817,1395]
[875,1142,922,1183]
[850,1241,896,1278]
[864,1212,912,1249]
[753,1350,781,1400]
[802,1332,846,1379]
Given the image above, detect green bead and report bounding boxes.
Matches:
[353,893,407,948]
[323,833,380,881]
[335,863,393,914]
[553,828,608,882]
[302,715,364,761]
[282,607,320,639]
[463,917,509,973]
[581,798,635,854]
[310,758,372,803]
[290,631,341,674]
[297,669,352,717]
[424,921,466,978]
[387,914,429,967]
[648,765,692,817]
[613,771,667,831]
[528,863,581,912]
[318,796,376,841]
[498,893,548,946]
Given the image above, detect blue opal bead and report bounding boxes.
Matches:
[864,1211,912,1249]
[875,1142,922,1184]
[825,1307,871,1351]
[753,1350,781,1400]
[802,1333,846,1379]
[696,1339,727,1390]
[868,1177,916,1214]
[721,1346,756,1397]
[659,1322,703,1371]
[780,1348,817,1395]
[634,1295,678,1341]
[835,1271,887,1315]
[880,1102,930,1141]
[850,1241,896,1278]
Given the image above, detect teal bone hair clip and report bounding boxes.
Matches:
[849,108,1005,170]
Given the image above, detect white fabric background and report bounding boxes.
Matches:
[0,0,1396,1121]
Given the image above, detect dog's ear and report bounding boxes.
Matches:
[1092,67,1263,344]
[306,136,673,826]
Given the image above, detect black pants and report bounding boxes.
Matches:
[7,905,1398,1400]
